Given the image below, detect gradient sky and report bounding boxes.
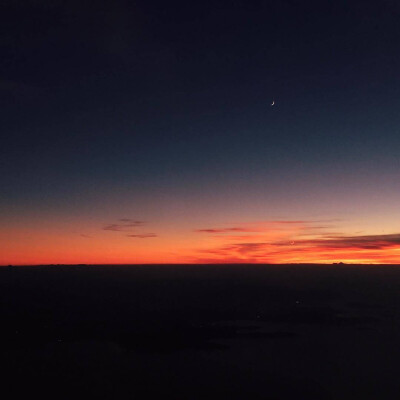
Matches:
[1,0,400,265]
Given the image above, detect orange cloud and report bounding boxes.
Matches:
[289,233,400,250]
[191,221,400,264]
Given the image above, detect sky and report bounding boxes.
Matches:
[1,0,400,265]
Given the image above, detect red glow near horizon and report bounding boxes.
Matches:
[2,219,400,265]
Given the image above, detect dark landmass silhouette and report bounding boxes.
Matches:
[1,264,400,399]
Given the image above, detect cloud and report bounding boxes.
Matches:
[103,218,158,239]
[268,220,308,224]
[196,242,273,262]
[118,219,144,223]
[127,233,158,239]
[191,219,400,263]
[103,219,145,231]
[293,233,400,250]
[80,234,92,238]
[212,234,266,241]
[194,220,335,235]
[195,227,250,234]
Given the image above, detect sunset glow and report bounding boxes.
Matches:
[2,0,400,266]
[2,214,400,265]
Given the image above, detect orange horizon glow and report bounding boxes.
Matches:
[2,218,400,266]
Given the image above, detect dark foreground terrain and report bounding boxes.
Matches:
[1,264,400,399]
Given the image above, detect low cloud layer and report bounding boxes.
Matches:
[290,233,400,250]
[192,220,400,263]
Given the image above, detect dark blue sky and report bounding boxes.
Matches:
[2,1,399,179]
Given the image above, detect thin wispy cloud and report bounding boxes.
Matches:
[192,220,400,263]
[103,219,145,232]
[195,220,336,235]
[127,233,158,239]
[103,218,158,239]
[195,227,250,233]
[291,233,400,250]
[268,220,308,224]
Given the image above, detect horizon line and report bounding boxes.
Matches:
[2,262,400,267]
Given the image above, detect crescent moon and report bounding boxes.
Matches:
[271,100,275,106]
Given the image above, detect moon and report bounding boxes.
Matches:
[271,100,275,106]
